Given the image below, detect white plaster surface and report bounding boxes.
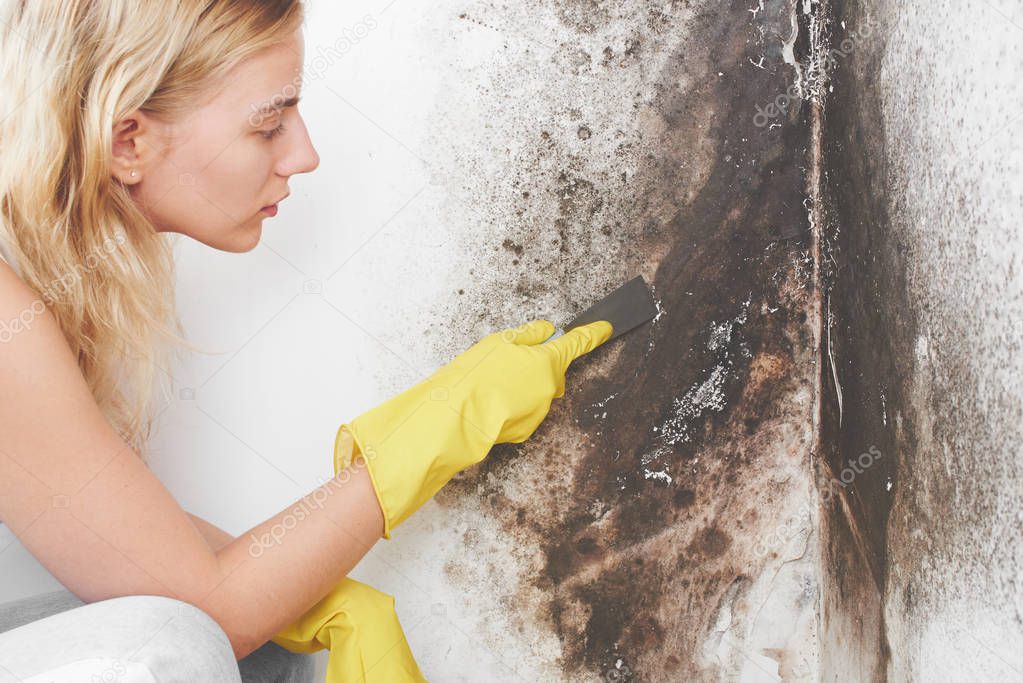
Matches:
[866,0,1023,680]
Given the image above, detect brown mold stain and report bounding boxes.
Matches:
[814,0,897,678]
[437,0,819,679]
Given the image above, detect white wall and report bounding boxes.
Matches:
[868,1,1023,679]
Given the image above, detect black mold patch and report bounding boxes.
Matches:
[553,0,613,34]
[816,0,896,679]
[436,0,819,678]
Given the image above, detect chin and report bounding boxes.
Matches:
[237,225,262,253]
[206,223,263,253]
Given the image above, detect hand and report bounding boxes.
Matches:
[416,318,613,444]
[334,318,613,538]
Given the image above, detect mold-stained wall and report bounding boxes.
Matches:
[378,0,827,679]
[820,0,1023,680]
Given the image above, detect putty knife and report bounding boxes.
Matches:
[543,275,658,344]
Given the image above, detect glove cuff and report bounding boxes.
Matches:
[333,422,395,540]
[333,399,498,541]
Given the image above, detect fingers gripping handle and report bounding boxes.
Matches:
[542,320,614,367]
[542,328,565,343]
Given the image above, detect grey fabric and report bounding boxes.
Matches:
[0,588,316,682]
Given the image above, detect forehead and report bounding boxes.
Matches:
[213,31,305,119]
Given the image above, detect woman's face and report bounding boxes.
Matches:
[112,28,320,252]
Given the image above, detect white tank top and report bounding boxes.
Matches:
[0,237,18,531]
[0,233,21,276]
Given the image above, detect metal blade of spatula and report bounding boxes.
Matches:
[543,275,658,344]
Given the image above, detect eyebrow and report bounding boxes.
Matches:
[254,95,301,116]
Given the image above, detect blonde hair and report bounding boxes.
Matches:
[0,0,305,458]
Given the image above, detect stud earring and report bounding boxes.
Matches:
[129,170,137,178]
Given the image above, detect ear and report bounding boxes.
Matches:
[111,109,160,185]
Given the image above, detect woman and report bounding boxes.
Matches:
[0,1,612,681]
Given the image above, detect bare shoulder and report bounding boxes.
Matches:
[0,256,88,400]
[0,255,118,520]
[0,257,52,342]
[0,255,214,602]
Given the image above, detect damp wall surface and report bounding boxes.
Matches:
[819,0,1023,680]
[347,0,827,679]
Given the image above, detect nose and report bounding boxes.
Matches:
[279,113,320,176]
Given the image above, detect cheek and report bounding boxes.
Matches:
[142,139,271,241]
[189,139,274,218]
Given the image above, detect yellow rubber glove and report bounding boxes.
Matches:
[334,318,613,539]
[271,576,427,682]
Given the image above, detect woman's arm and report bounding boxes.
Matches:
[0,263,384,659]
[187,512,235,552]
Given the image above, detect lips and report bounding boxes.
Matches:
[263,192,290,210]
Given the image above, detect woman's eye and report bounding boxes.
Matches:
[260,123,286,140]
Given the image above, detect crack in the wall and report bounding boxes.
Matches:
[813,0,900,679]
[781,0,897,681]
[793,0,834,674]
